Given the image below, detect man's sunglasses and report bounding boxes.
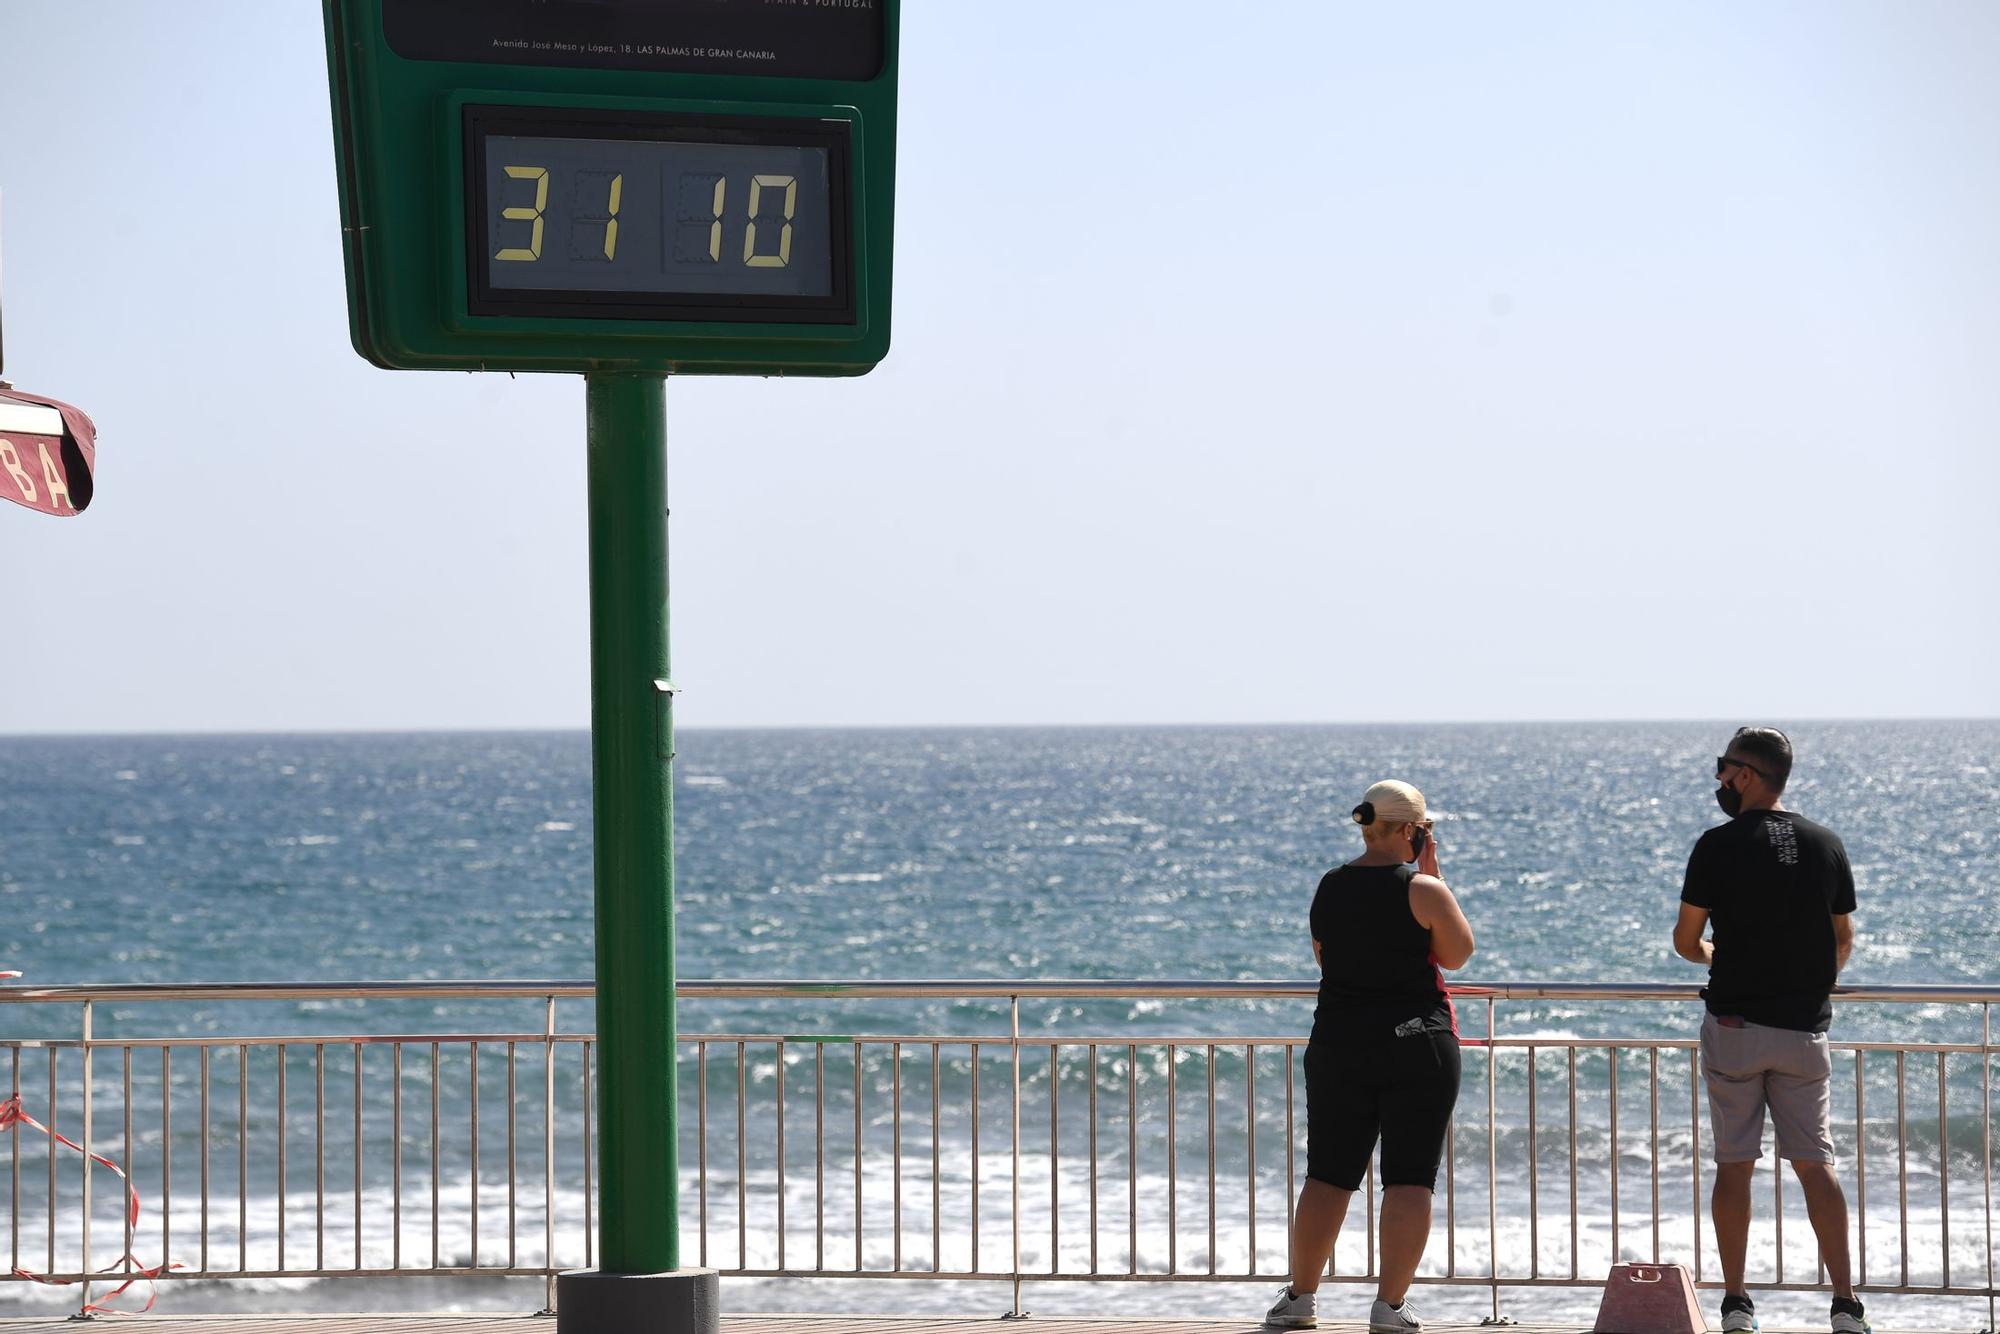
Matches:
[1714,756,1767,780]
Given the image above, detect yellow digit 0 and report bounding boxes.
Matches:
[743,174,797,268]
[495,165,549,262]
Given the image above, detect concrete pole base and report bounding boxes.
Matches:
[1592,1262,1703,1334]
[556,1268,719,1334]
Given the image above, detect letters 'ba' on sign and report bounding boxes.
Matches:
[323,0,900,376]
[0,388,96,517]
[1593,1263,1705,1334]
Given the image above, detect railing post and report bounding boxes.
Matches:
[1484,997,1500,1325]
[1004,993,1026,1320]
[1609,1047,1620,1264]
[1984,1003,1994,1334]
[542,993,558,1317]
[80,998,93,1316]
[1856,1050,1868,1287]
[1690,1045,1702,1281]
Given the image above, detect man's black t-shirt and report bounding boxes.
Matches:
[1680,809,1857,1033]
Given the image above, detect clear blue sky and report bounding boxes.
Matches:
[3,1,1995,732]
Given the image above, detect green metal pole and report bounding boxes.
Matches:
[585,371,678,1275]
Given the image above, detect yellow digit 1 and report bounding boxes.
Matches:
[706,177,724,261]
[495,165,549,262]
[603,173,622,260]
[743,174,797,268]
[570,171,623,261]
[671,173,724,263]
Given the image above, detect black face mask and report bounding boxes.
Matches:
[1715,784,1744,818]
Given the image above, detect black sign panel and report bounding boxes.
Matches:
[384,0,885,81]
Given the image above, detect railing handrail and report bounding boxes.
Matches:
[1,978,1996,1004]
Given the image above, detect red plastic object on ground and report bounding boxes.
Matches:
[0,385,96,515]
[1593,1262,1707,1334]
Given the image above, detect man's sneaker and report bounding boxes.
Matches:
[1830,1297,1870,1334]
[1369,1296,1422,1333]
[1263,1284,1316,1329]
[1720,1294,1758,1333]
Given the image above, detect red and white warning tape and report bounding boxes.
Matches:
[0,1093,182,1314]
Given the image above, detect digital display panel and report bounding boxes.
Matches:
[467,108,853,323]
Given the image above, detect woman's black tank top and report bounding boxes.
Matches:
[1309,862,1455,1043]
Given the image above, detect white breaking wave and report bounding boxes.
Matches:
[6,1142,1992,1327]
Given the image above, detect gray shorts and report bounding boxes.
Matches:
[1699,1012,1835,1164]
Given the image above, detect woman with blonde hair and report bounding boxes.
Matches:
[1264,780,1475,1331]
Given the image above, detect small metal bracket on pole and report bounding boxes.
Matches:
[655,680,679,763]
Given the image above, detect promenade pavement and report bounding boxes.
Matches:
[0,1316,1930,1334]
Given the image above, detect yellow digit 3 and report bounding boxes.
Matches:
[495,165,549,261]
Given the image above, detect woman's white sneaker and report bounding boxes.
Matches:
[1263,1284,1317,1328]
[1370,1297,1422,1333]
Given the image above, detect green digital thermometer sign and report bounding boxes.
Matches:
[324,0,898,375]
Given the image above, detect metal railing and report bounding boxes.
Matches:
[1,979,1994,1325]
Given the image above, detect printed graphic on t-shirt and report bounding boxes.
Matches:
[1766,817,1799,866]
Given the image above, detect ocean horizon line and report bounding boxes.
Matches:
[4,713,1996,742]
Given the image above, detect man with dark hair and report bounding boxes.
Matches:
[1674,727,1864,1334]
[1726,725,1795,792]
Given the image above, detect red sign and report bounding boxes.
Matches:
[0,386,95,515]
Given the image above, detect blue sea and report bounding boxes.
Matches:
[2,722,1996,1323]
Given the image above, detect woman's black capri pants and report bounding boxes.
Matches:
[1304,1028,1461,1191]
